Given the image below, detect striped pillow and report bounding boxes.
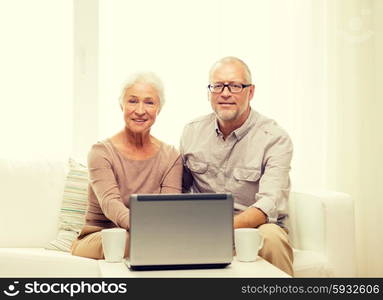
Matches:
[46,158,88,252]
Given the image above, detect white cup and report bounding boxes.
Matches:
[234,228,264,262]
[101,228,126,263]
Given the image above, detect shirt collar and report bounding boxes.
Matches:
[214,109,257,140]
[214,119,222,136]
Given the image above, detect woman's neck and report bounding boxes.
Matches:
[122,127,152,149]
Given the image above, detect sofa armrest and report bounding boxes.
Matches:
[288,190,357,277]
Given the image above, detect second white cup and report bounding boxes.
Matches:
[234,228,264,262]
[101,228,126,263]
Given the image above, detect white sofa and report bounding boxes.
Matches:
[0,159,356,277]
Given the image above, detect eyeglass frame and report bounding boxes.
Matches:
[207,82,253,94]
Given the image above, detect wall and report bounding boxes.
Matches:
[0,0,73,160]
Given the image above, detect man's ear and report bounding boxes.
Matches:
[249,85,255,101]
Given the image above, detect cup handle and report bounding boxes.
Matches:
[259,236,264,251]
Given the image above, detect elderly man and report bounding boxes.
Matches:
[180,56,294,276]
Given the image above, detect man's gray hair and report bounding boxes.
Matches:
[209,56,252,84]
[119,72,165,112]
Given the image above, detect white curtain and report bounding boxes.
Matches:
[324,0,383,277]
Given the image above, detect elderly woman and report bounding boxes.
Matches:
[71,72,182,259]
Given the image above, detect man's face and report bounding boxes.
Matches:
[209,62,254,122]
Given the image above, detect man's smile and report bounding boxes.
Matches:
[218,102,236,107]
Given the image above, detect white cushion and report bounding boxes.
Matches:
[289,190,356,277]
[0,248,99,277]
[293,249,333,277]
[0,159,66,247]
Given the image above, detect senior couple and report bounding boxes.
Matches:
[71,57,294,276]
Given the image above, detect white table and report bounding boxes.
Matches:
[98,256,290,278]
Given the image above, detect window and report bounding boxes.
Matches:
[0,0,73,160]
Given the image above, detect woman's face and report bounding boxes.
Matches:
[121,81,161,134]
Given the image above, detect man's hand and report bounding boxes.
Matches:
[234,207,267,229]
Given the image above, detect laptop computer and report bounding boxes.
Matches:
[127,193,233,271]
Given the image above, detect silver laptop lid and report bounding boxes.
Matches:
[128,193,233,268]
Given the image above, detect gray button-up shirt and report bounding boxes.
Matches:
[180,109,293,228]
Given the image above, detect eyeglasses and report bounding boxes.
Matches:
[208,83,252,94]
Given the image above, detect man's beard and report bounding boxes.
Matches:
[215,108,239,121]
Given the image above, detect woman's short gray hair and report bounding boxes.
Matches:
[119,72,165,112]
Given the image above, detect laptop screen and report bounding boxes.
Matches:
[128,193,233,269]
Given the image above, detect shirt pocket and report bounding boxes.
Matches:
[186,158,208,174]
[232,168,261,205]
[233,168,261,182]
